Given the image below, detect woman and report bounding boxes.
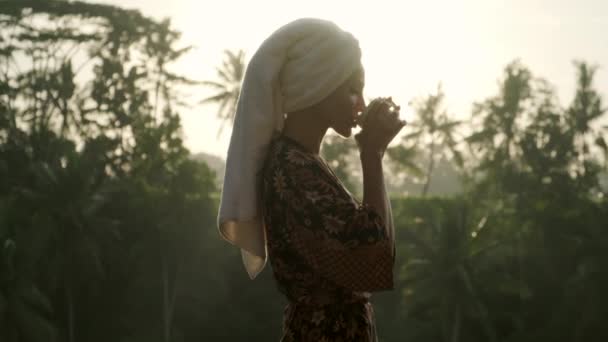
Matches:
[218,18,405,341]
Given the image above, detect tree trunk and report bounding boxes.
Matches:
[450,306,461,342]
[422,142,436,197]
[162,253,171,342]
[66,281,74,342]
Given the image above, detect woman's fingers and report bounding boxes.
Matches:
[357,97,406,152]
[365,99,391,128]
[369,100,389,120]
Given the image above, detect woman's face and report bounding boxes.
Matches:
[316,66,366,137]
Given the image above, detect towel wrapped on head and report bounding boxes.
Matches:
[217,18,362,279]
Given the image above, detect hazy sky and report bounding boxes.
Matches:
[96,0,608,158]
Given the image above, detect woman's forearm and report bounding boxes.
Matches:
[360,150,394,245]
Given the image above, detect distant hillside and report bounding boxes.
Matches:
[191,152,225,188]
[189,151,468,196]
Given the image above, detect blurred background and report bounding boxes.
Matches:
[0,0,607,341]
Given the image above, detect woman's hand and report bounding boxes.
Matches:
[354,97,406,157]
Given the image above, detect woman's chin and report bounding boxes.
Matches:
[334,127,352,138]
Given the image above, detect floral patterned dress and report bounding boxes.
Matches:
[260,133,395,342]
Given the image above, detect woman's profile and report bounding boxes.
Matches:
[218,18,405,341]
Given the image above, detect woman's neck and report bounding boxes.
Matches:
[281,110,328,155]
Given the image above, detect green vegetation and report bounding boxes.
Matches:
[1,2,607,341]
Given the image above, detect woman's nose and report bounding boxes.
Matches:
[356,96,366,112]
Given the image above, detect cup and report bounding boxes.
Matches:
[356,97,403,129]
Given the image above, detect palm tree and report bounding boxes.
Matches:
[0,238,58,342]
[400,202,503,342]
[567,62,607,177]
[466,61,533,176]
[393,84,463,197]
[201,49,246,137]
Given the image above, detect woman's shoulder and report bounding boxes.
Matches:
[263,134,360,208]
[266,133,319,169]
[263,134,336,190]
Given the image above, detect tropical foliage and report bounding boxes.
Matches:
[1,1,607,342]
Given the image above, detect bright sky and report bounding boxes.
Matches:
[96,0,608,158]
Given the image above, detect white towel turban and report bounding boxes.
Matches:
[217,18,362,279]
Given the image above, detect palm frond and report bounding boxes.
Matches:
[199,92,232,105]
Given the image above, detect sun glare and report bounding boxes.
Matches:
[132,0,608,158]
[172,0,480,155]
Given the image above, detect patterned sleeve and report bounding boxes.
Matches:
[279,149,395,292]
